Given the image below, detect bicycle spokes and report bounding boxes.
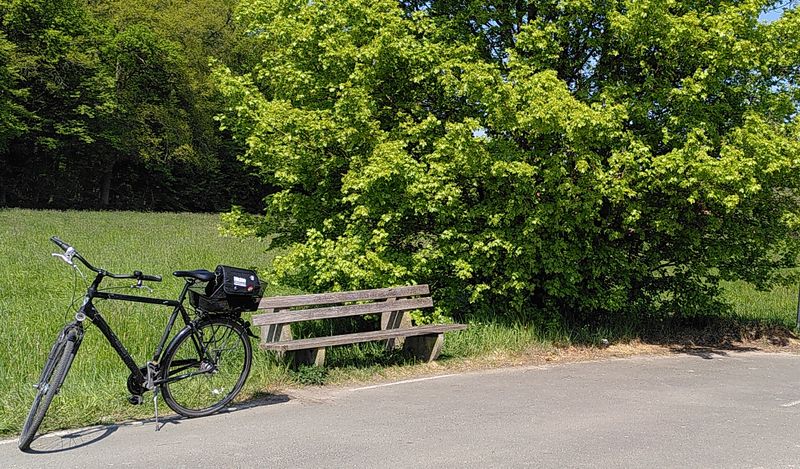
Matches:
[160,317,252,418]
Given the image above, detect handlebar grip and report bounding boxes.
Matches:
[51,236,70,251]
[133,271,161,282]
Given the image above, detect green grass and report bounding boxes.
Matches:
[0,209,296,436]
[1,208,798,437]
[722,279,799,328]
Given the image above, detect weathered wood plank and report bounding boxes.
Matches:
[258,285,430,309]
[260,324,467,352]
[253,297,433,326]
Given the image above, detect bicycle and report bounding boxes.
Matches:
[19,236,260,451]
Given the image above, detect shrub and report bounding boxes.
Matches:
[216,0,800,324]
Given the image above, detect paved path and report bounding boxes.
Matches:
[3,351,800,468]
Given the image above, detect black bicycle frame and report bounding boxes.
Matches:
[78,272,196,388]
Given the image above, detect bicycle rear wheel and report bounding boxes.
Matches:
[160,316,252,418]
[19,327,80,451]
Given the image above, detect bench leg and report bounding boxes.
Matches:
[289,348,326,368]
[402,333,444,362]
[381,310,411,349]
[263,323,292,343]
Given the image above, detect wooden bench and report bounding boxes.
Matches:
[252,285,467,367]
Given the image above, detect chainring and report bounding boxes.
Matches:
[126,366,148,396]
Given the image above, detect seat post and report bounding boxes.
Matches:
[176,278,194,303]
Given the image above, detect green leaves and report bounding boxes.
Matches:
[1,0,267,210]
[219,0,800,323]
[0,31,27,150]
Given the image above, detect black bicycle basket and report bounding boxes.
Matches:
[188,265,263,313]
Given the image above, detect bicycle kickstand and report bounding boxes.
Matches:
[153,387,161,432]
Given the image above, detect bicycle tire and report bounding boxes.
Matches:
[160,316,252,418]
[18,328,79,451]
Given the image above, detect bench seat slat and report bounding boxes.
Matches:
[253,297,433,326]
[260,324,467,352]
[259,285,429,309]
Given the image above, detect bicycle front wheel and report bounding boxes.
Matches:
[19,327,80,451]
[160,316,252,418]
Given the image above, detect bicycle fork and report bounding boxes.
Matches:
[33,323,83,393]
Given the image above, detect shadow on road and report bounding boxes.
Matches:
[667,344,761,360]
[648,314,797,359]
[21,393,291,454]
[22,425,119,454]
[606,312,798,358]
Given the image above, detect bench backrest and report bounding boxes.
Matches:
[252,284,431,326]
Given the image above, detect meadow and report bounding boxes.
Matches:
[0,209,797,436]
[0,209,293,435]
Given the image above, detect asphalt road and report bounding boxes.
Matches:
[3,351,800,468]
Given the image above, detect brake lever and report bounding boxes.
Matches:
[52,248,85,280]
[52,246,77,266]
[52,252,74,266]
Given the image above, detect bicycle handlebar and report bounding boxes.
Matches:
[105,271,163,282]
[51,236,70,251]
[50,236,162,282]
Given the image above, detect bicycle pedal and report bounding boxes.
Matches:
[128,394,144,405]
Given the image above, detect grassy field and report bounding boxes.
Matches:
[0,209,297,436]
[723,280,799,327]
[0,208,798,437]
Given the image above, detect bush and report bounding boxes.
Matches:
[216,0,800,324]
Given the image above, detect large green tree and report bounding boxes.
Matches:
[0,31,27,205]
[0,0,266,211]
[86,0,265,210]
[0,0,114,206]
[218,0,799,323]
[0,31,25,147]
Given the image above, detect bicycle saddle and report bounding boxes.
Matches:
[172,269,214,282]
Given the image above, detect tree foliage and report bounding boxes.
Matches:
[0,30,26,151]
[0,0,266,210]
[217,0,800,322]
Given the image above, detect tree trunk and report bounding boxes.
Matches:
[100,160,115,207]
[0,152,8,206]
